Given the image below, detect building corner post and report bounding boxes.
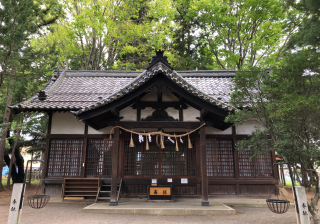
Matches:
[110,122,120,206]
[200,122,209,206]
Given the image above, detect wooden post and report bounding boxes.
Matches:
[232,126,240,195]
[200,122,209,206]
[110,123,120,206]
[195,136,201,196]
[119,135,124,179]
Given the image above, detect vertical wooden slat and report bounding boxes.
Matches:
[232,126,240,195]
[110,123,119,206]
[200,122,209,206]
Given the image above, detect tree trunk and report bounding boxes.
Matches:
[0,68,15,191]
[309,192,320,224]
[7,116,21,189]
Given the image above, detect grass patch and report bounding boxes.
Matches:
[1,179,40,186]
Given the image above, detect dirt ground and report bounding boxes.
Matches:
[0,185,316,224]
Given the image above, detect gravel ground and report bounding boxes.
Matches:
[0,203,300,224]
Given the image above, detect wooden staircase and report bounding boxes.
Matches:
[62,178,100,200]
[95,179,122,202]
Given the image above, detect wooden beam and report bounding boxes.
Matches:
[132,101,188,110]
[200,122,209,206]
[119,121,201,129]
[232,126,240,195]
[110,122,120,206]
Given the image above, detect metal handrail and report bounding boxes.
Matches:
[117,179,122,202]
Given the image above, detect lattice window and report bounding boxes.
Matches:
[206,139,234,177]
[85,139,113,177]
[238,151,273,177]
[48,139,83,177]
[124,137,195,176]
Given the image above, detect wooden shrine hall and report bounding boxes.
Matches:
[10,51,278,206]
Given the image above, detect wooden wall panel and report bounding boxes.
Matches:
[208,185,236,195]
[240,184,274,195]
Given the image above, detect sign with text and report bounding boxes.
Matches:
[149,187,171,196]
[8,183,24,224]
[181,178,188,184]
[295,186,310,224]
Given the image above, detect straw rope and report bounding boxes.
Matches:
[109,123,206,139]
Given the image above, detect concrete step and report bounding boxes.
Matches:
[83,201,235,216]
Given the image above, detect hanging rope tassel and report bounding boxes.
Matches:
[109,128,113,140]
[129,132,135,147]
[146,135,149,150]
[188,134,192,149]
[160,133,165,149]
[174,133,179,151]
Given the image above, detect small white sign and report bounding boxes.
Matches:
[8,183,24,224]
[151,179,157,184]
[181,178,188,184]
[167,178,172,183]
[295,186,310,224]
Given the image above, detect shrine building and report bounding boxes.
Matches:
[10,51,278,206]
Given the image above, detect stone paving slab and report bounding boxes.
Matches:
[83,200,235,216]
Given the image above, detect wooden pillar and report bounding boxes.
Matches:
[81,124,88,178]
[119,135,125,179]
[232,126,240,195]
[110,122,120,206]
[195,136,201,196]
[200,122,209,206]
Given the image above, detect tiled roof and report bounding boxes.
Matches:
[10,64,235,113]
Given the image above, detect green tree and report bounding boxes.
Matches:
[35,0,175,71]
[0,0,62,191]
[188,0,298,70]
[226,52,320,222]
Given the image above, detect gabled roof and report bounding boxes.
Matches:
[10,68,235,113]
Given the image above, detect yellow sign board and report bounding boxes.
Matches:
[150,187,171,196]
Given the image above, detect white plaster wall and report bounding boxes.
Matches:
[120,105,137,121]
[140,89,179,102]
[183,105,200,121]
[205,126,232,135]
[88,126,113,134]
[162,90,179,102]
[165,107,179,120]
[141,107,154,119]
[141,89,157,101]
[236,120,265,135]
[51,112,85,134]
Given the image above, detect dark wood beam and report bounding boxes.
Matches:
[119,121,201,129]
[111,108,119,117]
[110,122,120,206]
[131,101,188,110]
[200,122,209,206]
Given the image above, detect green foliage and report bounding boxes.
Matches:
[188,0,298,70]
[34,0,175,71]
[226,51,320,168]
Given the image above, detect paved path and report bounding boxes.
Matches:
[0,203,299,224]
